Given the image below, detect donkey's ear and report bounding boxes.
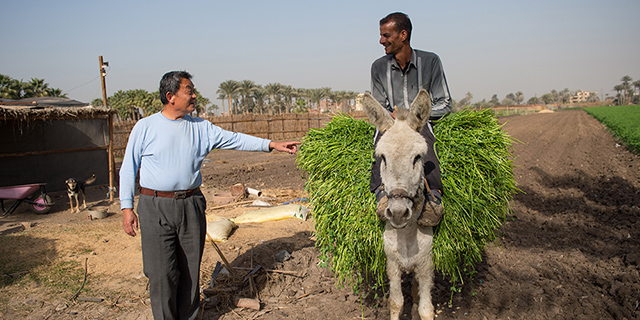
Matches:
[362,92,394,133]
[408,89,432,132]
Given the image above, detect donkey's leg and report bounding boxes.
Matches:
[411,273,420,318]
[415,261,435,320]
[387,260,403,320]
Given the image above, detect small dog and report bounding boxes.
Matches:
[66,174,96,213]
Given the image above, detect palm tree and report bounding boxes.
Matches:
[239,80,258,114]
[194,89,211,117]
[633,80,640,95]
[118,89,150,120]
[217,93,226,114]
[91,98,104,107]
[217,80,240,115]
[281,85,295,113]
[208,103,219,115]
[109,90,132,119]
[613,84,625,105]
[551,89,559,103]
[46,88,67,97]
[335,90,351,113]
[621,75,632,105]
[327,90,340,111]
[308,88,330,111]
[251,88,268,114]
[148,90,164,114]
[343,91,358,112]
[0,74,22,99]
[264,83,283,114]
[103,89,155,120]
[22,78,50,98]
[295,88,309,110]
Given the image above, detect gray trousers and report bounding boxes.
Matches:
[138,192,207,320]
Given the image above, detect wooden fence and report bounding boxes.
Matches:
[112,111,367,159]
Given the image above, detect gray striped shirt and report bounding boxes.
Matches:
[371,49,452,120]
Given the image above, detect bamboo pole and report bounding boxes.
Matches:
[108,113,115,201]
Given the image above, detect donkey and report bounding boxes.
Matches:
[362,89,435,320]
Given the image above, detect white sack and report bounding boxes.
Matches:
[206,215,237,242]
[232,204,309,224]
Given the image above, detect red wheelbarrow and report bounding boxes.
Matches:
[0,183,54,216]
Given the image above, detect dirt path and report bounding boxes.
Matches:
[1,109,639,319]
[456,109,640,320]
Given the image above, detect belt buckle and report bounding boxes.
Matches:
[174,191,187,199]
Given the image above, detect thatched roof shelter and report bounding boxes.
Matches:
[0,98,117,195]
[0,97,116,121]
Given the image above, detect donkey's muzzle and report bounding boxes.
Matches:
[386,188,415,228]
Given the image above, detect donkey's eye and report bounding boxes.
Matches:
[380,155,387,165]
[413,155,422,166]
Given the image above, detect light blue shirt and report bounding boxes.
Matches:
[119,112,271,209]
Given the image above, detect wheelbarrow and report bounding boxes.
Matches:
[0,183,54,216]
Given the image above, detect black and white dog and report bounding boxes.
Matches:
[65,174,96,213]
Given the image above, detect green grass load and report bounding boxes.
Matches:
[296,109,517,293]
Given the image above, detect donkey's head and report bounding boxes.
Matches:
[363,89,432,229]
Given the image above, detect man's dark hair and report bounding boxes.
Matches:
[380,12,412,42]
[159,71,192,105]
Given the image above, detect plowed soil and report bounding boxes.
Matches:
[1,109,639,319]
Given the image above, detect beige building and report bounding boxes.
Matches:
[570,90,595,103]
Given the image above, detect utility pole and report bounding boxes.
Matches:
[99,56,115,201]
[99,56,109,107]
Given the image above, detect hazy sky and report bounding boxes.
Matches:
[1,0,639,106]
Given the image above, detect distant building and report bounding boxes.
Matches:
[570,90,595,103]
[354,93,365,111]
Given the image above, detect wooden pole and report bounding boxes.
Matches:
[99,56,108,108]
[108,113,115,201]
[99,56,114,201]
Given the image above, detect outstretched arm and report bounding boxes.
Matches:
[269,141,300,154]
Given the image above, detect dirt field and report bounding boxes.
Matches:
[1,109,639,319]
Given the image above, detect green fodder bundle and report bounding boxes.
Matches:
[296,115,384,291]
[433,109,517,287]
[296,110,516,292]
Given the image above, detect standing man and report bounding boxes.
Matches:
[370,12,452,226]
[120,71,299,320]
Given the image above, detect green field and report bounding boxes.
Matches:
[584,105,640,154]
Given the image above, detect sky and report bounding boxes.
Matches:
[1,0,639,108]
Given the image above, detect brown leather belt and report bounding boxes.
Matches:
[140,187,200,199]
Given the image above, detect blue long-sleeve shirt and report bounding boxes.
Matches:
[119,112,271,209]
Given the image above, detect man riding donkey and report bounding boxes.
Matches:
[370,12,452,227]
